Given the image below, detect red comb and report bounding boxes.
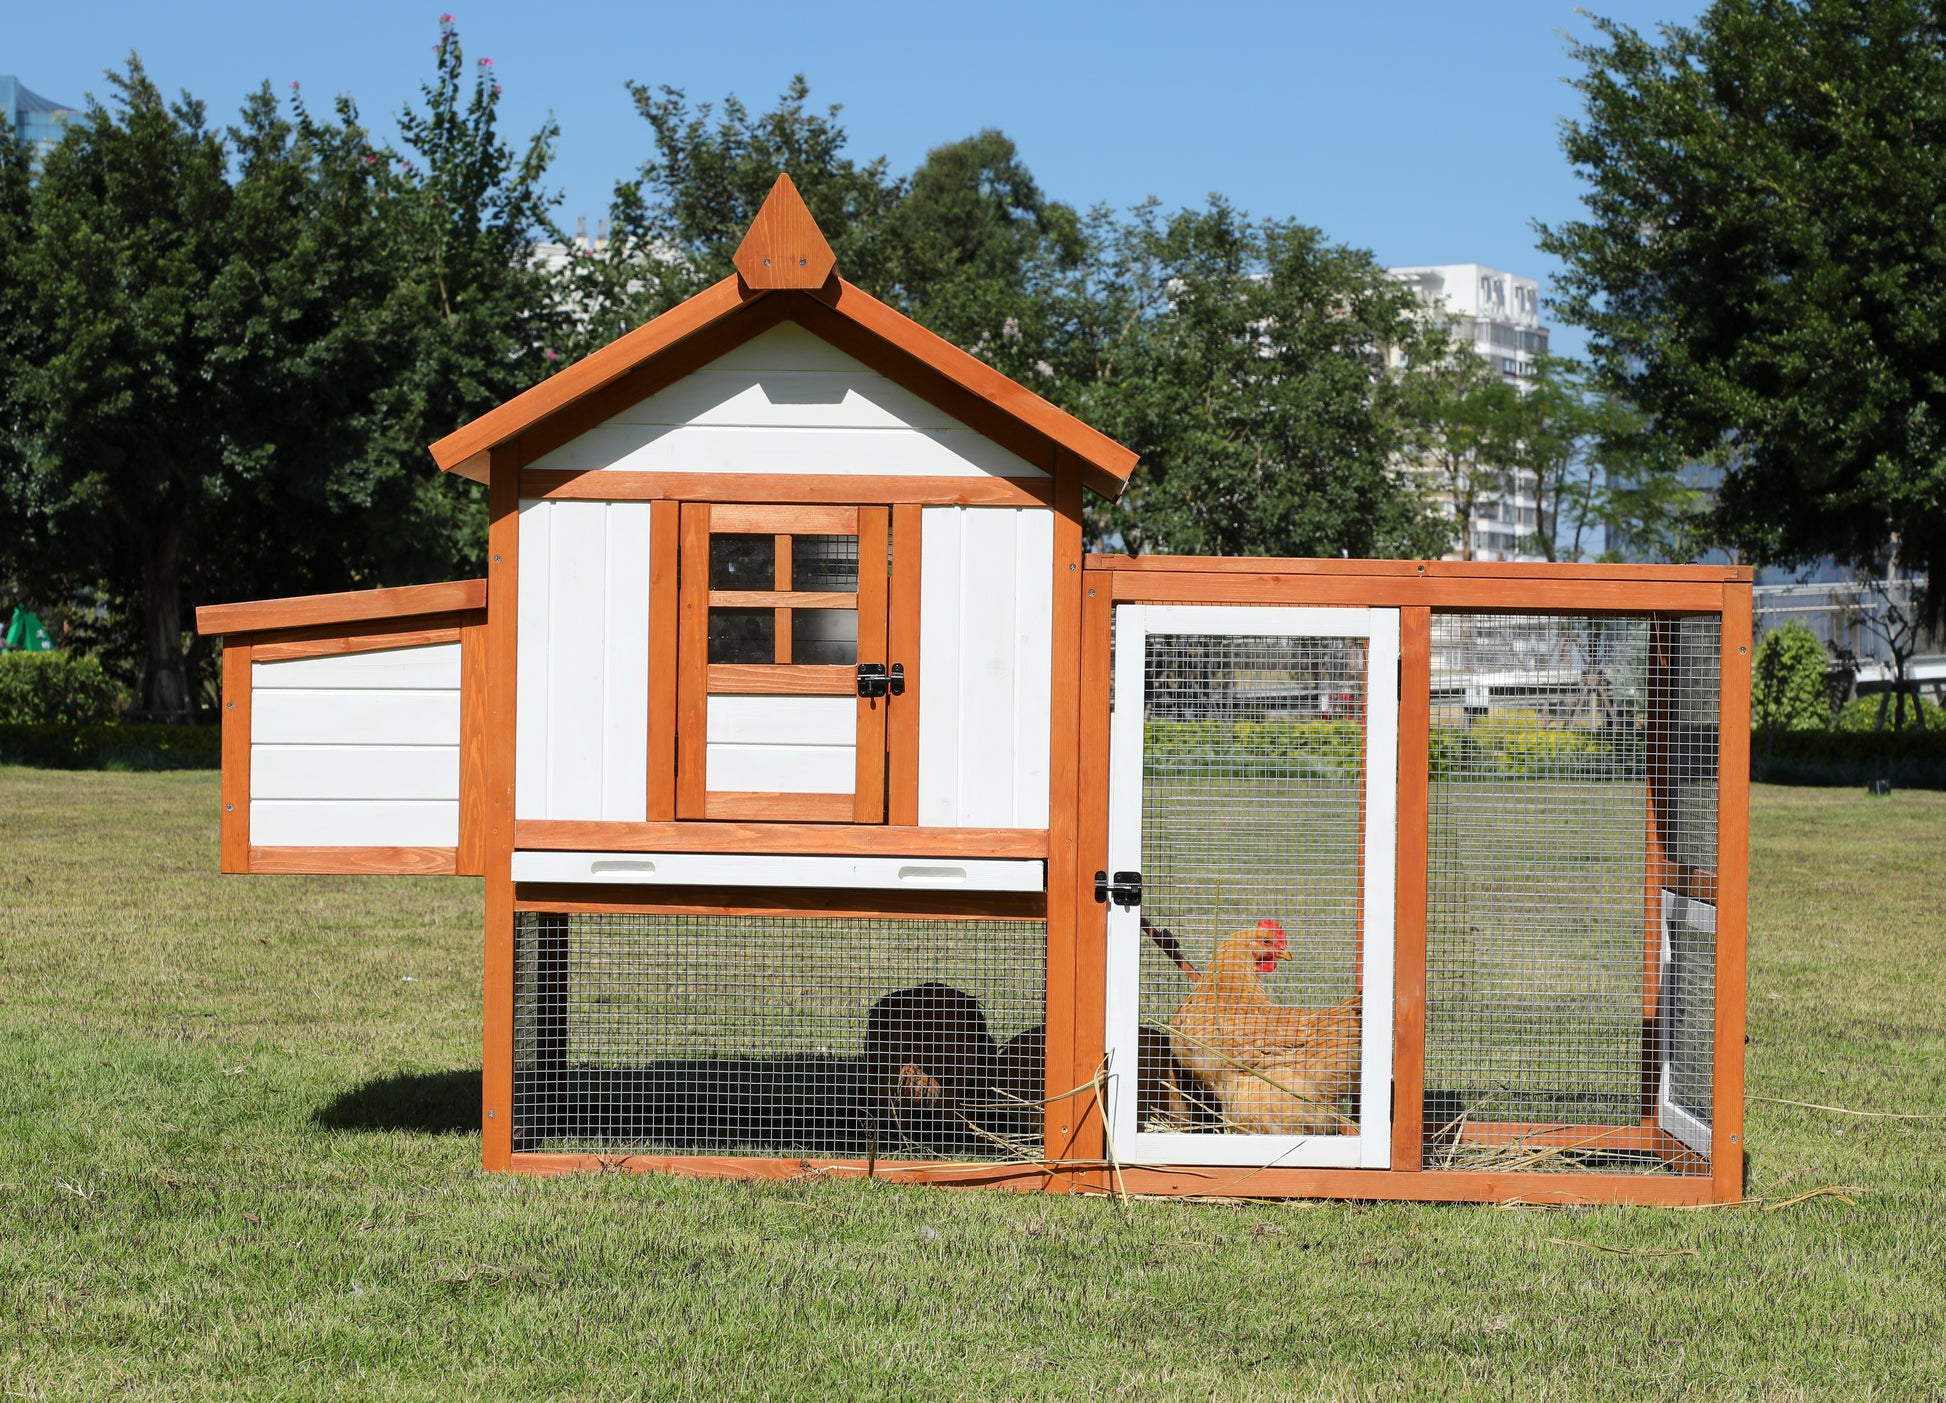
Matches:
[1257,918,1287,946]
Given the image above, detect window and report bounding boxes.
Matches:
[678,503,896,823]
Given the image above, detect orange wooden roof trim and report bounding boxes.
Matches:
[196,579,487,637]
[428,179,1139,501]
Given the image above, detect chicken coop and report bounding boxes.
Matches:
[197,177,1751,1206]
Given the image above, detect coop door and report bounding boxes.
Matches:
[1657,890,1715,1157]
[1103,606,1398,1170]
[676,503,890,822]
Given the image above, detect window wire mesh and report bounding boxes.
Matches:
[512,914,1046,1161]
[1425,613,1716,1176]
[1137,632,1368,1137]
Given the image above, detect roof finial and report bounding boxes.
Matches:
[733,174,837,291]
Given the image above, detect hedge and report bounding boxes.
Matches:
[0,722,221,771]
[0,651,122,724]
[1751,726,1946,788]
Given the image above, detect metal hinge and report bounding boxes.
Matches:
[1093,869,1142,908]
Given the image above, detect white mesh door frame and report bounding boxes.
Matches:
[1658,889,1715,1157]
[1103,603,1399,1171]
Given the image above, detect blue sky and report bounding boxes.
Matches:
[9,1,1702,356]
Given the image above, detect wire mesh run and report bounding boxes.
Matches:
[1424,613,1718,1175]
[512,914,1047,1161]
[1136,632,1369,1137]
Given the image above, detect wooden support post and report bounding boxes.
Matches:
[482,446,521,1172]
[1713,586,1753,1202]
[457,618,489,876]
[219,641,252,874]
[1390,607,1431,1171]
[646,501,680,821]
[1042,454,1087,1190]
[1069,573,1114,1185]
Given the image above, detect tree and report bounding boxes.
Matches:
[1056,200,1451,559]
[0,25,561,717]
[1399,342,1520,560]
[1539,0,1946,619]
[1504,356,1619,563]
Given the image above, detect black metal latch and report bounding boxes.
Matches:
[857,662,907,699]
[1094,870,1142,908]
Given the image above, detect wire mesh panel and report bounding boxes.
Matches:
[512,914,1046,1161]
[1424,613,1717,1175]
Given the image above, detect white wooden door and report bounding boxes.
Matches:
[1103,605,1399,1170]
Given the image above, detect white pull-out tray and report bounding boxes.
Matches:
[509,851,1045,892]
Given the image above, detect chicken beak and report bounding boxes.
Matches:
[1274,948,1292,962]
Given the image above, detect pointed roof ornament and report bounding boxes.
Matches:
[733,174,837,290]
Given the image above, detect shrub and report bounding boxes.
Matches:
[1751,622,1832,732]
[1750,727,1946,788]
[0,722,220,770]
[1832,692,1946,733]
[0,651,123,724]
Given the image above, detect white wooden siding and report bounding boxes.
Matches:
[915,506,1054,828]
[706,694,855,794]
[249,643,461,847]
[514,499,654,821]
[527,323,1048,479]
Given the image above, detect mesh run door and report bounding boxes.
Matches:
[1103,605,1398,1169]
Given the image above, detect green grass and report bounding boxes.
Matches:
[1,770,1942,1400]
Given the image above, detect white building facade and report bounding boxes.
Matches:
[1389,263,1551,562]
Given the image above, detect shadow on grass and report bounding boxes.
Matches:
[313,1069,481,1136]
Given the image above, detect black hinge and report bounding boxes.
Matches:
[1093,869,1142,908]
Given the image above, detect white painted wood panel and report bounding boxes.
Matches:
[248,640,462,851]
[707,695,856,746]
[510,850,1045,892]
[252,689,459,746]
[253,643,459,691]
[532,425,1041,479]
[251,745,459,801]
[915,506,1054,828]
[527,324,1046,479]
[705,743,854,794]
[543,500,608,818]
[514,498,653,822]
[252,799,459,847]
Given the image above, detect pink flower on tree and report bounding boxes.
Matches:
[492,85,502,96]
[440,11,455,21]
[478,57,493,66]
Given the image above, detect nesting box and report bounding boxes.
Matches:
[198,177,1752,1204]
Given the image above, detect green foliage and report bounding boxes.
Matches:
[1752,623,1833,732]
[1834,692,1946,733]
[0,652,121,724]
[0,720,220,769]
[1058,201,1451,559]
[0,25,558,718]
[1540,1,1946,615]
[1432,712,1621,780]
[1398,344,1519,559]
[1144,717,1365,778]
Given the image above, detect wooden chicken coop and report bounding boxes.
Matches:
[197,176,1752,1206]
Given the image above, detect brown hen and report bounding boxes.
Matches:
[1168,921,1361,1135]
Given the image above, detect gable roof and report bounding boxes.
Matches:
[428,175,1138,502]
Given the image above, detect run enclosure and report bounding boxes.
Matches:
[496,558,1747,1203]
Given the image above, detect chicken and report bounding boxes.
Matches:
[1168,920,1361,1135]
[862,982,997,1123]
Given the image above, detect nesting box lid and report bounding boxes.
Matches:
[428,175,1139,501]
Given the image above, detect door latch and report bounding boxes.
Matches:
[1093,870,1142,908]
[857,663,906,699]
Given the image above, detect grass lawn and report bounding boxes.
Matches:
[1,770,1942,1400]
